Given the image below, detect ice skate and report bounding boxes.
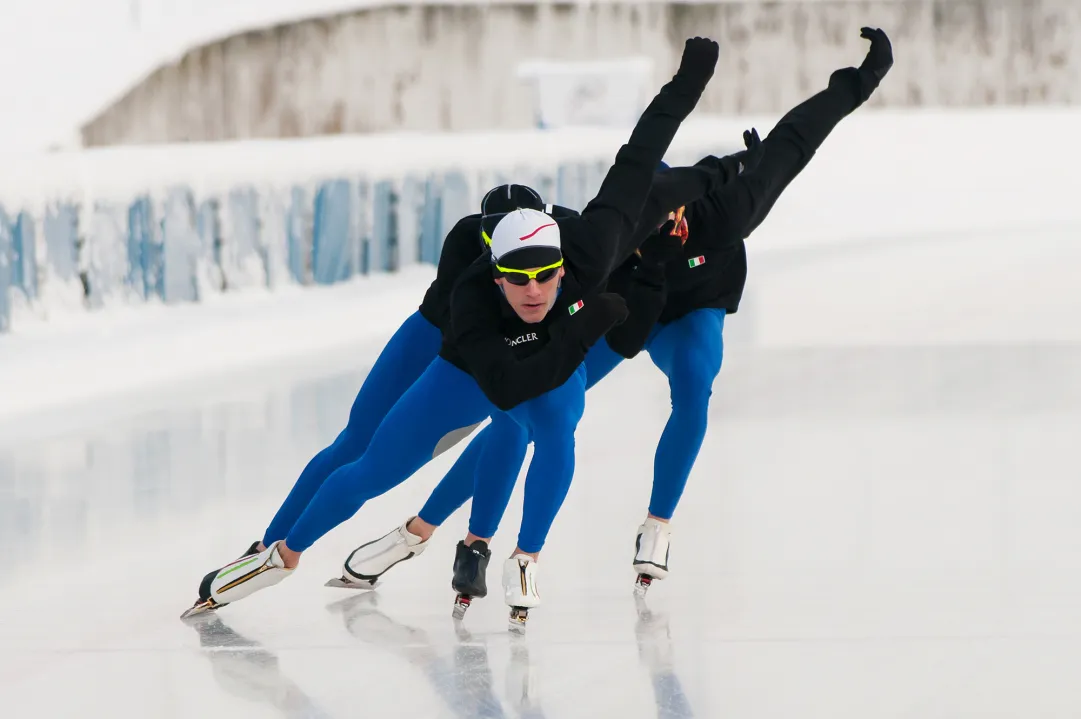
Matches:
[633,518,671,596]
[326,519,429,590]
[450,539,491,619]
[180,541,293,619]
[502,554,540,634]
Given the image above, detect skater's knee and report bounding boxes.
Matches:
[491,415,530,445]
[669,356,719,406]
[326,425,369,466]
[528,420,577,461]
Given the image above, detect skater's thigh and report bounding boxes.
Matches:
[508,363,587,438]
[347,311,442,428]
[361,358,494,480]
[583,338,625,390]
[647,310,725,383]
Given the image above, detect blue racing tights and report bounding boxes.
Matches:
[262,311,441,546]
[417,308,726,532]
[471,364,586,553]
[644,308,725,519]
[283,356,587,553]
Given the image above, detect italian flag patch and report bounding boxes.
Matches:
[568,300,585,315]
[688,255,706,268]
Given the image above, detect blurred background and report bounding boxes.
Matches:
[0,0,1077,335]
[1,2,1080,717]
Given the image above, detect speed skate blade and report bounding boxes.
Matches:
[180,600,218,620]
[325,576,378,590]
[452,595,472,620]
[509,607,528,634]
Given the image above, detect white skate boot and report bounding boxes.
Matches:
[502,554,540,633]
[633,518,671,595]
[325,519,429,589]
[181,542,293,619]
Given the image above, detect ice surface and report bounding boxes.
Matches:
[2,223,1080,717]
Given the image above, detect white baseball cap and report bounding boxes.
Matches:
[485,208,562,270]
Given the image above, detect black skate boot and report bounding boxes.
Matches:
[451,539,491,619]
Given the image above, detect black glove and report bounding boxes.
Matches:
[676,37,720,88]
[859,27,894,82]
[552,293,629,348]
[739,128,764,174]
[830,27,893,104]
[638,224,686,267]
[716,127,764,180]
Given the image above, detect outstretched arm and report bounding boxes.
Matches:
[699,27,895,245]
[562,37,720,292]
[626,126,764,251]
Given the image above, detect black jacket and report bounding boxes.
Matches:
[440,64,713,411]
[659,67,870,324]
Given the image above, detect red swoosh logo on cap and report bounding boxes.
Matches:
[519,222,556,241]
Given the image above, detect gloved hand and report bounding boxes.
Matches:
[551,293,629,349]
[638,216,687,267]
[676,37,720,88]
[831,27,893,104]
[738,128,764,174]
[715,127,764,180]
[858,27,894,83]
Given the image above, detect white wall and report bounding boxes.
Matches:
[80,0,1081,146]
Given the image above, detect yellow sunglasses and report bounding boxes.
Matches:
[494,258,564,286]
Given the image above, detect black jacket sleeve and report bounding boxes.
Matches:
[559,63,714,294]
[448,262,587,411]
[694,67,867,245]
[604,256,666,359]
[623,164,733,253]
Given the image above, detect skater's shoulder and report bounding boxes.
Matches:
[450,256,501,303]
[446,213,484,237]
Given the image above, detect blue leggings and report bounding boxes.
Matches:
[418,308,725,532]
[644,308,726,519]
[262,311,442,546]
[285,357,587,553]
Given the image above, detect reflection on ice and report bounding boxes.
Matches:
[328,592,543,719]
[635,595,695,719]
[0,366,367,586]
[192,615,333,719]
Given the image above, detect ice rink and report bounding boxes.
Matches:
[2,224,1081,718]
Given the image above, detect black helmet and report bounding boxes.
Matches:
[480,184,543,216]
